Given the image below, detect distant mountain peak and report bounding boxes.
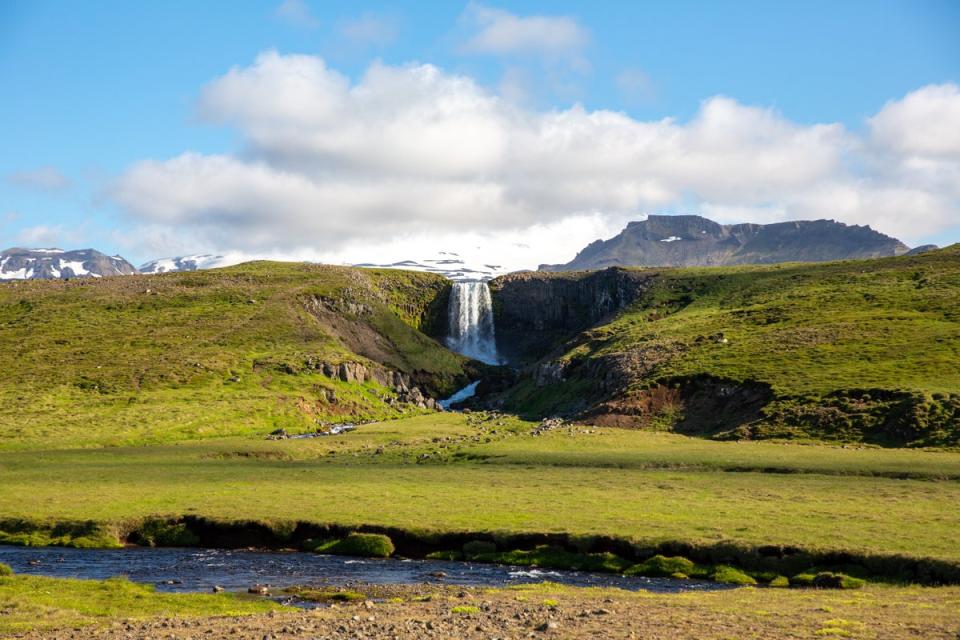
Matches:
[540,215,911,271]
[0,247,137,280]
[139,254,228,274]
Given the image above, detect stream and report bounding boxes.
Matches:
[0,546,725,598]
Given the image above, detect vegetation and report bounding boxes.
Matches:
[308,533,395,558]
[505,247,960,446]
[624,555,697,578]
[0,574,279,635]
[0,262,467,450]
[281,586,367,602]
[0,414,958,585]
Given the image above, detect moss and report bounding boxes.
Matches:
[710,565,757,585]
[132,520,200,547]
[624,555,698,578]
[463,539,497,558]
[811,572,866,590]
[312,533,395,558]
[791,572,816,586]
[451,605,480,615]
[0,564,13,577]
[476,546,631,573]
[283,587,366,602]
[426,550,463,561]
[769,575,790,588]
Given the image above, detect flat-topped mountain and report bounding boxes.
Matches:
[0,247,137,280]
[540,215,912,271]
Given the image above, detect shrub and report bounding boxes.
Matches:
[769,575,790,588]
[314,533,395,558]
[624,555,697,578]
[0,563,13,576]
[426,550,463,561]
[710,565,757,585]
[463,540,497,558]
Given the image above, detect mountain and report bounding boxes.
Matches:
[139,254,229,274]
[0,247,138,280]
[539,215,911,271]
[355,252,505,281]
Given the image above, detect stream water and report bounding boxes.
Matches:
[0,546,724,596]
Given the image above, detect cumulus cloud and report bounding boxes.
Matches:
[274,0,319,29]
[7,166,71,193]
[108,53,960,265]
[869,84,960,157]
[459,2,588,60]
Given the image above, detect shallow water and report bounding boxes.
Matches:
[0,545,724,596]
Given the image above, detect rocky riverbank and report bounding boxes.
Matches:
[10,582,959,639]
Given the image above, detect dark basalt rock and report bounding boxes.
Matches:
[488,268,653,364]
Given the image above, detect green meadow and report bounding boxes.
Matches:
[1,414,959,564]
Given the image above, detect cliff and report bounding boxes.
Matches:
[488,268,653,364]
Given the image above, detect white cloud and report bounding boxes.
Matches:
[869,84,960,157]
[274,0,319,29]
[338,13,398,47]
[109,54,960,266]
[459,2,588,60]
[6,166,71,193]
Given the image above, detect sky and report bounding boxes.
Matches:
[1,0,959,271]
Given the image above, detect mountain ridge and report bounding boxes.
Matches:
[539,215,914,271]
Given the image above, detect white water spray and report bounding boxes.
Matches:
[446,281,499,365]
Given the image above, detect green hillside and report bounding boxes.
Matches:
[505,246,960,446]
[0,262,467,449]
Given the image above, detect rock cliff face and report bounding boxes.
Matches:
[488,268,654,364]
[540,215,911,271]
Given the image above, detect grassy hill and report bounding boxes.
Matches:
[503,246,960,446]
[0,262,468,449]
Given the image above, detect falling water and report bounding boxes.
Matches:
[446,281,499,365]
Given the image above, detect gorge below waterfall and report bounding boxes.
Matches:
[445,281,500,365]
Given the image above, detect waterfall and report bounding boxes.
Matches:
[446,281,500,365]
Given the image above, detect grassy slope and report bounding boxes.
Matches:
[2,415,959,563]
[0,262,466,449]
[510,246,960,444]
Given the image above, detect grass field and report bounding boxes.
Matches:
[1,414,958,566]
[0,573,279,635]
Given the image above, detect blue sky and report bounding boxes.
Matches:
[1,0,958,268]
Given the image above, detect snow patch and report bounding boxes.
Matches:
[660,236,682,242]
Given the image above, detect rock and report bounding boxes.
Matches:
[212,585,224,593]
[536,621,559,632]
[248,584,270,595]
